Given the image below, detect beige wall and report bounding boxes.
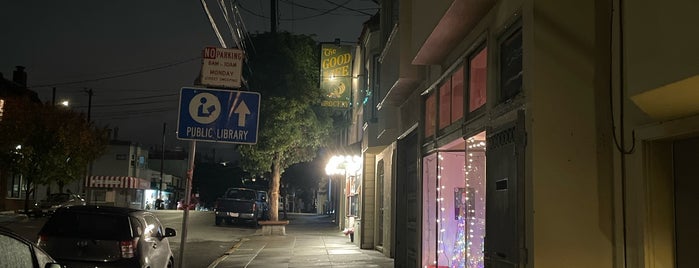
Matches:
[625,0,699,95]
[528,0,614,267]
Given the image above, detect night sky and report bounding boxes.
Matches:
[0,0,377,161]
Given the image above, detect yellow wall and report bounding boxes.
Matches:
[528,0,614,267]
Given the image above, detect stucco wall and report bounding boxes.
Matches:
[528,0,614,267]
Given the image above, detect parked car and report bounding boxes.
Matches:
[214,187,269,226]
[38,205,176,268]
[33,193,86,217]
[0,226,63,268]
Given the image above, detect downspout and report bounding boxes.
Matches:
[610,0,636,267]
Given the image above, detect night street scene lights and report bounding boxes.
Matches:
[324,155,362,176]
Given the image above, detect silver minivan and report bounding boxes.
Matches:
[38,206,176,268]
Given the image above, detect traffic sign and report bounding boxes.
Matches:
[177,87,260,144]
[200,47,244,88]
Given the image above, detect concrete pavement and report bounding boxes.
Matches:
[210,213,394,268]
[0,210,28,223]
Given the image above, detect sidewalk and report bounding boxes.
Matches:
[211,213,394,268]
[0,210,28,224]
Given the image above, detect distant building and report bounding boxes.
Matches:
[0,66,41,211]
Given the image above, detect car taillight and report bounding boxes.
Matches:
[120,239,137,258]
[37,235,48,247]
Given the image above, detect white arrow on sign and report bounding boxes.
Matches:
[234,100,250,127]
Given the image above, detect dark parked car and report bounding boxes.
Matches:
[38,206,176,268]
[33,193,86,217]
[0,226,63,268]
[214,188,269,226]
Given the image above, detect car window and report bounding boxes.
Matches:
[34,246,55,268]
[41,211,133,240]
[226,189,255,200]
[0,233,35,268]
[47,194,70,202]
[143,215,163,238]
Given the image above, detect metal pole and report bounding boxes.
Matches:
[159,123,166,201]
[178,140,196,267]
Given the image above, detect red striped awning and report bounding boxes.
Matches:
[85,176,150,189]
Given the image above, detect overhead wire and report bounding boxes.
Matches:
[201,0,228,48]
[238,0,356,21]
[30,57,201,88]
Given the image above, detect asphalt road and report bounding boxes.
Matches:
[1,210,256,268]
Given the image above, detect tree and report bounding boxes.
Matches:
[0,96,109,212]
[237,32,332,221]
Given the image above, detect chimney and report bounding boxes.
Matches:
[13,66,27,86]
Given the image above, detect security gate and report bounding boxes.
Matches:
[485,111,526,267]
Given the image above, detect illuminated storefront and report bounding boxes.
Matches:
[422,132,486,268]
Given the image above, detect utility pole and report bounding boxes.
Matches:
[271,0,277,33]
[85,88,94,204]
[86,88,93,122]
[159,123,166,201]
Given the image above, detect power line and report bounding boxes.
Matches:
[31,56,201,88]
[238,0,360,21]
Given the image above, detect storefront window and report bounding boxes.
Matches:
[346,175,360,217]
[422,133,486,268]
[465,132,486,267]
[422,140,468,267]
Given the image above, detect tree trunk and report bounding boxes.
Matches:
[269,153,282,221]
[23,181,34,215]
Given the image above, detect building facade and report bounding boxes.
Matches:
[339,0,699,267]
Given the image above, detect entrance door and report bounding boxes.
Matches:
[395,131,418,267]
[672,138,699,268]
[485,112,526,267]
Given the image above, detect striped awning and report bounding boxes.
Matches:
[85,176,150,189]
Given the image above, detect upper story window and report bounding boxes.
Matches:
[425,92,436,138]
[469,48,487,112]
[499,27,522,102]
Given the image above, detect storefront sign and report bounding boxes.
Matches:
[320,44,352,108]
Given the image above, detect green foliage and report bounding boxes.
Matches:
[0,96,109,205]
[238,32,332,174]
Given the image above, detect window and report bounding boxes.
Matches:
[500,27,523,101]
[346,175,360,217]
[0,234,33,267]
[7,173,28,199]
[424,92,436,138]
[439,80,452,129]
[452,66,465,120]
[469,48,488,112]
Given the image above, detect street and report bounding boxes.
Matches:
[0,210,256,268]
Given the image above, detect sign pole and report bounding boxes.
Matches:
[178,140,196,267]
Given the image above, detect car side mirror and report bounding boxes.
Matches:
[164,227,177,238]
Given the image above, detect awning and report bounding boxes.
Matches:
[85,176,150,189]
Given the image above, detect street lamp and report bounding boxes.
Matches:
[60,100,70,107]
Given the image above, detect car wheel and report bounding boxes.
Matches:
[215,217,223,226]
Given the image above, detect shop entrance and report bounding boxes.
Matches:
[395,131,418,267]
[421,131,486,268]
[672,137,699,268]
